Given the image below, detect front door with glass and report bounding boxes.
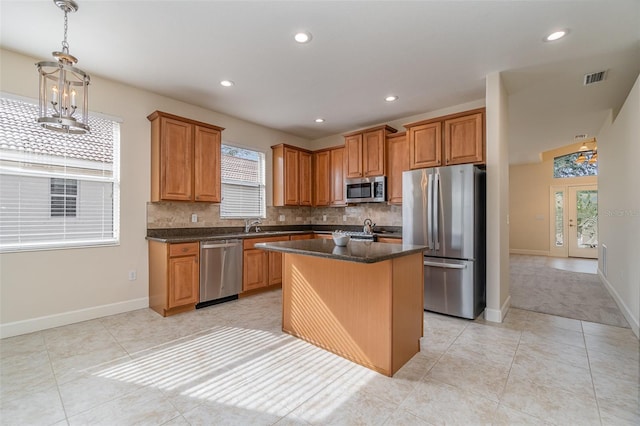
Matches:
[568,185,598,258]
[550,184,598,259]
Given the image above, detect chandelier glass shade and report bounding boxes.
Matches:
[36,0,90,134]
[575,139,597,165]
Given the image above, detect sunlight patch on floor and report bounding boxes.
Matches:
[92,325,366,418]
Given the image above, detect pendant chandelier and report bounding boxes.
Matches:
[36,0,90,134]
[575,140,597,165]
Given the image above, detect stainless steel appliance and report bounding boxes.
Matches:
[402,164,486,319]
[345,176,386,203]
[197,239,242,309]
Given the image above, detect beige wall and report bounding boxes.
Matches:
[509,152,597,255]
[596,75,640,336]
[0,48,310,337]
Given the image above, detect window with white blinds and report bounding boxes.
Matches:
[0,96,120,252]
[220,144,265,219]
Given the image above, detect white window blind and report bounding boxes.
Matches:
[220,144,265,218]
[0,96,120,252]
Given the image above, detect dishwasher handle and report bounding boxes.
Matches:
[201,240,241,249]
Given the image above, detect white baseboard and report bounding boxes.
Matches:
[509,249,550,256]
[0,297,149,339]
[484,295,511,323]
[598,270,640,339]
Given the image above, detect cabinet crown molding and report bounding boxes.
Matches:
[386,131,407,139]
[343,124,397,137]
[147,110,225,131]
[270,143,312,153]
[403,107,485,129]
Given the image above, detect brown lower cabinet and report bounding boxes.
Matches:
[243,236,290,292]
[148,241,200,317]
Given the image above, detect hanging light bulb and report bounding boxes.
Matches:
[36,0,90,134]
[588,150,598,164]
[578,143,589,152]
[576,152,586,164]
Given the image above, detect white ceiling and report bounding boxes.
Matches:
[1,0,639,164]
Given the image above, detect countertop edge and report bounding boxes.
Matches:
[146,230,311,243]
[255,241,425,264]
[146,230,402,243]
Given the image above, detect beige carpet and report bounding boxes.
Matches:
[510,254,630,328]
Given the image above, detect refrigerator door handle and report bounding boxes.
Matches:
[433,172,440,250]
[427,173,434,250]
[423,260,467,269]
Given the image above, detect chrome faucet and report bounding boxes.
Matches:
[244,218,262,233]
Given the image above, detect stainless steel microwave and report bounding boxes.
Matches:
[345,176,386,203]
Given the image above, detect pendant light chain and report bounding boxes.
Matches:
[62,9,69,53]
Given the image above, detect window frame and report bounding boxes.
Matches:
[0,93,121,253]
[220,143,266,219]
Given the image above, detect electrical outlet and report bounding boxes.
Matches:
[191,213,198,223]
[343,215,347,222]
[278,214,285,222]
[128,270,137,281]
[323,214,327,222]
[296,216,302,221]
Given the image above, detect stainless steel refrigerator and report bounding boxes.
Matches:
[402,164,486,319]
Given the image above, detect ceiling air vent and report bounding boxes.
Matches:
[584,70,607,85]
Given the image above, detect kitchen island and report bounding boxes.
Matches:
[256,239,425,376]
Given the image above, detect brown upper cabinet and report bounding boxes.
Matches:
[329,147,347,206]
[312,149,331,206]
[148,111,224,202]
[404,108,485,169]
[344,125,397,178]
[272,144,312,206]
[312,146,346,207]
[386,131,409,205]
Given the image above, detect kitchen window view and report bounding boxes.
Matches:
[0,97,120,252]
[220,143,266,218]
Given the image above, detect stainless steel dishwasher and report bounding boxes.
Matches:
[196,239,243,309]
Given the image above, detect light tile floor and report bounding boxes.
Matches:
[1,290,638,425]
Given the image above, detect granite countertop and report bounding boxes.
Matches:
[146,226,402,243]
[146,230,309,243]
[255,239,425,264]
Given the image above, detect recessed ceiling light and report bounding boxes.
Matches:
[220,80,234,87]
[314,118,325,123]
[385,95,398,102]
[545,29,568,42]
[294,32,312,43]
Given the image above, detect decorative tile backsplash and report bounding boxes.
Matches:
[147,202,402,229]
